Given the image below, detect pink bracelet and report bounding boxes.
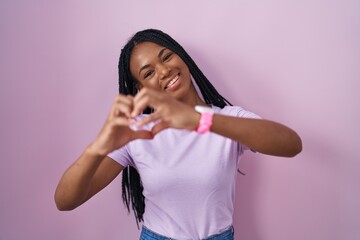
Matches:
[195,106,214,134]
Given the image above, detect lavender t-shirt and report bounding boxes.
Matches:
[108,106,260,239]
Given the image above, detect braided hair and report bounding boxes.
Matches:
[118,29,232,226]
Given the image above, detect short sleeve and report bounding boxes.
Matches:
[107,145,133,168]
[229,106,261,120]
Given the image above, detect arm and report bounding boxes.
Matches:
[54,95,153,210]
[131,88,302,158]
[211,114,302,157]
[54,150,124,210]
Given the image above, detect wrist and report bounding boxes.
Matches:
[194,105,214,134]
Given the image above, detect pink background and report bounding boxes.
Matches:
[1,1,359,239]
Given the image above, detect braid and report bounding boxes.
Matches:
[121,166,145,228]
[118,29,232,225]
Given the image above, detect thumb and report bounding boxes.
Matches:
[151,121,170,136]
[131,130,154,140]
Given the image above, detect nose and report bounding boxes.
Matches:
[157,63,171,80]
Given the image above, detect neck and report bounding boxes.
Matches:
[180,83,208,107]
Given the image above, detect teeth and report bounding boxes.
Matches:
[166,75,179,89]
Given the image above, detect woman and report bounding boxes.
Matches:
[55,29,302,240]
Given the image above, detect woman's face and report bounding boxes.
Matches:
[129,41,194,102]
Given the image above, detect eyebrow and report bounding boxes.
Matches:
[138,48,168,76]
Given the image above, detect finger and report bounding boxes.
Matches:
[112,103,129,115]
[112,117,131,127]
[131,94,152,117]
[151,121,170,135]
[111,96,135,118]
[134,112,161,127]
[111,103,133,118]
[132,88,162,117]
[115,94,134,104]
[114,94,134,107]
[131,130,154,140]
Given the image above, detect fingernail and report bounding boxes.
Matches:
[128,118,136,126]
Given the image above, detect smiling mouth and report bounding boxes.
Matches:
[165,74,179,89]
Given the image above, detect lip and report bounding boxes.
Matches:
[163,73,180,90]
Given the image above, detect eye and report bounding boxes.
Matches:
[144,70,154,79]
[163,53,173,62]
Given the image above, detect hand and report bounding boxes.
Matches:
[130,88,201,135]
[89,94,153,156]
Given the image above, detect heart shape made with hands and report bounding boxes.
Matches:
[127,112,171,137]
[116,88,199,137]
